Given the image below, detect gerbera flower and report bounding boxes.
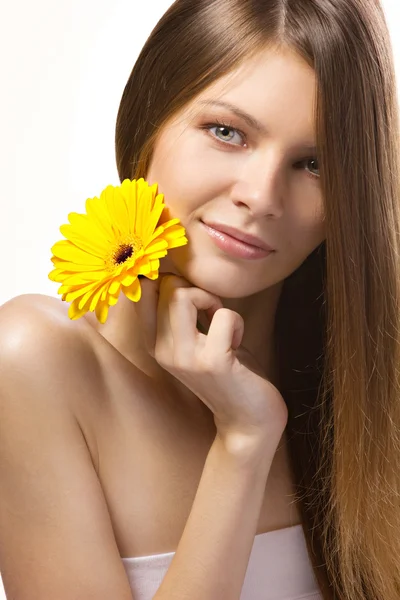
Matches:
[49,178,188,324]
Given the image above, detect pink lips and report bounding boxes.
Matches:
[202,221,274,252]
[201,221,275,260]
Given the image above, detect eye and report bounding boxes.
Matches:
[200,121,320,179]
[296,157,320,179]
[201,120,246,147]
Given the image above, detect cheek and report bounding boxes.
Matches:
[147,139,232,215]
[284,205,325,261]
[303,220,326,252]
[303,222,326,259]
[164,139,230,190]
[311,203,326,247]
[290,193,325,235]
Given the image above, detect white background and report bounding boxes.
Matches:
[0,0,399,598]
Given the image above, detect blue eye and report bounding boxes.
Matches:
[201,121,246,146]
[201,120,320,180]
[213,125,243,144]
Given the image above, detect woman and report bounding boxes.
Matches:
[0,0,399,598]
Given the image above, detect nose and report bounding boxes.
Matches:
[229,152,284,219]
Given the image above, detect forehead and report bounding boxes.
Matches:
[195,45,316,107]
[182,46,317,143]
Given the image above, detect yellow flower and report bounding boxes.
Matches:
[49,178,188,324]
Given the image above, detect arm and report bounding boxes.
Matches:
[0,296,134,599]
[0,295,280,600]
[153,431,277,600]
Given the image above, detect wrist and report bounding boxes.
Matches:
[214,426,281,469]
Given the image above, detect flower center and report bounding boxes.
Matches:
[114,244,134,264]
[104,234,144,272]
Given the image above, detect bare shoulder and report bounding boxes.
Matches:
[0,293,105,468]
[0,292,93,354]
[0,293,103,404]
[0,294,133,599]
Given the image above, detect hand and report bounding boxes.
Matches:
[135,271,288,449]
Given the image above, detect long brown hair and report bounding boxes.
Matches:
[115,1,400,598]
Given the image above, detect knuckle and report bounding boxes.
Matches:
[171,286,188,302]
[216,307,233,319]
[214,307,242,327]
[211,307,227,321]
[153,343,169,367]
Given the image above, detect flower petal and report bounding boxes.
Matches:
[146,270,160,280]
[64,281,99,302]
[145,238,169,254]
[48,268,65,282]
[101,285,108,301]
[89,285,106,312]
[60,223,109,257]
[61,271,109,285]
[146,249,168,260]
[67,211,109,241]
[147,224,166,242]
[95,301,109,324]
[123,278,142,302]
[49,260,105,273]
[78,288,96,310]
[69,297,91,320]
[113,188,130,235]
[51,240,105,266]
[120,179,138,233]
[160,223,188,248]
[136,180,152,239]
[85,196,114,240]
[146,219,186,245]
[133,256,154,275]
[166,235,189,250]
[108,294,119,306]
[101,185,129,237]
[120,273,136,287]
[49,177,189,324]
[109,280,121,295]
[142,193,165,241]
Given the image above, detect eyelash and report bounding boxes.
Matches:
[200,119,320,181]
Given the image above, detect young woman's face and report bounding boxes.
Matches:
[146,45,326,298]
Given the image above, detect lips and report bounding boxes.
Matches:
[201,220,275,252]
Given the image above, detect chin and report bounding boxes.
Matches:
[173,258,268,299]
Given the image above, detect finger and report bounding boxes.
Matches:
[134,276,159,356]
[169,287,223,350]
[204,308,244,358]
[135,272,177,356]
[157,277,223,362]
[155,276,196,361]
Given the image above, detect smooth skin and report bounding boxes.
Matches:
[0,45,325,598]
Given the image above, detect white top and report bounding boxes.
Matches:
[121,524,323,599]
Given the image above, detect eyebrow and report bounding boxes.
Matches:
[197,99,317,154]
